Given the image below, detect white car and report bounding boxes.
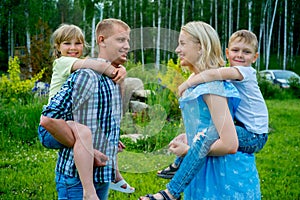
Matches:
[259,70,300,88]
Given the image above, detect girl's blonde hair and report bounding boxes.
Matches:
[51,24,85,58]
[181,21,224,72]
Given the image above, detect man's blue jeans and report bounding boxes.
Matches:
[55,172,110,200]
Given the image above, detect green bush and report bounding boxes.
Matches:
[257,75,295,99]
[0,56,45,105]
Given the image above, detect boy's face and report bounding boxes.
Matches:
[58,38,84,58]
[226,38,258,67]
[99,25,130,66]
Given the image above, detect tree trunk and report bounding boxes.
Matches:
[181,0,185,27]
[229,0,232,37]
[266,0,279,69]
[155,0,161,70]
[283,0,287,70]
[248,0,253,31]
[140,1,144,69]
[215,0,218,33]
[237,0,240,29]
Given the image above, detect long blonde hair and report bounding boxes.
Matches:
[51,24,85,58]
[181,21,224,72]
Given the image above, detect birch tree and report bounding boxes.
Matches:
[228,0,233,37]
[248,0,253,31]
[236,0,240,29]
[257,0,269,70]
[283,0,287,70]
[265,0,278,69]
[289,0,295,68]
[155,0,161,70]
[215,0,218,33]
[140,0,144,68]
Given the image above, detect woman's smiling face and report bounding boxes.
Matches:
[175,31,201,73]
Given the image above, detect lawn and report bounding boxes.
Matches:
[0,99,299,200]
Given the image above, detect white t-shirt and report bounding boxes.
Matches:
[230,66,269,134]
[48,56,78,101]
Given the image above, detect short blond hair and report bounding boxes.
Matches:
[229,30,258,52]
[95,18,130,43]
[181,21,224,72]
[51,24,85,58]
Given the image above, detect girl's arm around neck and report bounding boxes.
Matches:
[72,58,116,78]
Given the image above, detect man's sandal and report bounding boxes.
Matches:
[157,164,178,179]
[140,190,181,200]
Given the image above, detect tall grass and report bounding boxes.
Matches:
[0,99,299,199]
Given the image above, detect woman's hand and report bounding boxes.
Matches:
[169,141,190,157]
[171,133,187,144]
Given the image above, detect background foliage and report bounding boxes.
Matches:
[0,0,299,79]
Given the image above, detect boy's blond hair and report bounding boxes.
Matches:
[229,30,258,52]
[51,24,85,58]
[95,18,130,43]
[181,21,225,72]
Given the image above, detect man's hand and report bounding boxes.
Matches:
[94,150,109,167]
[112,65,126,84]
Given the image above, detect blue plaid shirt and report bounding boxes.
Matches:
[42,69,122,183]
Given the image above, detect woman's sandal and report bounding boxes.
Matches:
[141,190,181,200]
[157,164,178,179]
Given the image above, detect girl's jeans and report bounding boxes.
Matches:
[38,125,65,149]
[167,126,268,199]
[56,172,110,200]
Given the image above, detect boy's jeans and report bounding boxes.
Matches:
[167,126,219,199]
[56,172,110,200]
[236,126,268,153]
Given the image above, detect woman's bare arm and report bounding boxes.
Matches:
[204,94,238,156]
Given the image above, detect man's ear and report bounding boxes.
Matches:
[97,35,105,47]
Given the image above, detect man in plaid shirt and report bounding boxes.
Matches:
[41,18,130,200]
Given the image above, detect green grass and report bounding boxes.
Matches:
[0,99,299,199]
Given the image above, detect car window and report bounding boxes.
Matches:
[273,71,298,80]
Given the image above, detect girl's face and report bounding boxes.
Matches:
[175,31,201,73]
[226,39,258,67]
[58,38,84,58]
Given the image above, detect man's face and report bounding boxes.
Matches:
[101,26,130,66]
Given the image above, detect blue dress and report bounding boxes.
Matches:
[179,81,261,200]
